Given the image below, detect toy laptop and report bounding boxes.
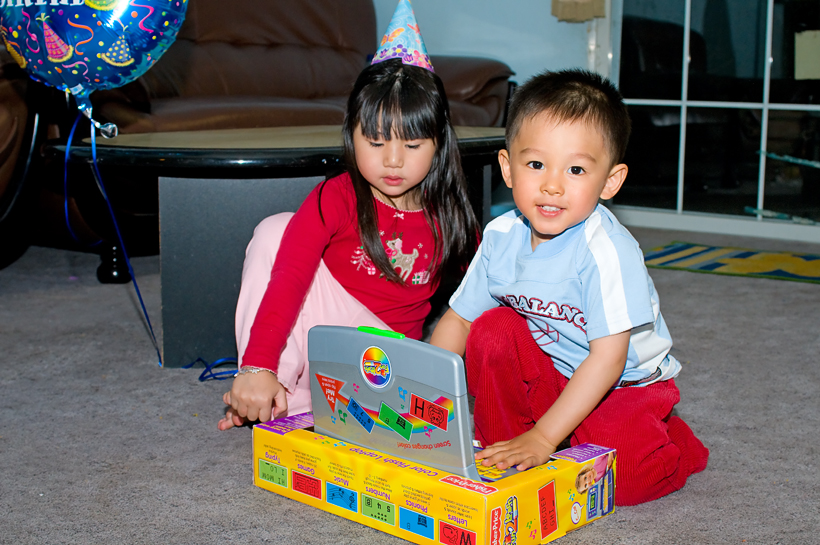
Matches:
[309,325,505,482]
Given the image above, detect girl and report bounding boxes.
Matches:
[218,58,480,430]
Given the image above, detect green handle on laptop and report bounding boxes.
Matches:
[357,326,406,339]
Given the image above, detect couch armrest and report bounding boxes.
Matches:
[431,55,514,127]
[432,55,514,101]
[0,50,29,204]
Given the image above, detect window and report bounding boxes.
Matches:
[614,0,820,241]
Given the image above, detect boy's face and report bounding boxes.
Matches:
[499,113,627,249]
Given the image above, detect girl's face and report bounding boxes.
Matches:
[353,124,435,211]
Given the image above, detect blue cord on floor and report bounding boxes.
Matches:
[183,357,237,381]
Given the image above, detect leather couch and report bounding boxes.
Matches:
[1,46,105,263]
[45,0,514,271]
[1,1,514,272]
[91,0,515,133]
[0,50,27,214]
[0,49,33,267]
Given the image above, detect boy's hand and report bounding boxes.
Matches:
[217,371,287,430]
[475,428,558,471]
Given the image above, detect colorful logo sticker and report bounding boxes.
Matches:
[504,496,519,544]
[361,346,391,388]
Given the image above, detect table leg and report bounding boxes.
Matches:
[97,243,131,283]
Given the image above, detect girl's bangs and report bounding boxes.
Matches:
[358,85,438,142]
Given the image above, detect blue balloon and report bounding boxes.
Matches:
[1,0,187,120]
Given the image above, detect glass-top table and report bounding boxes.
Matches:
[50,125,506,367]
[56,125,505,171]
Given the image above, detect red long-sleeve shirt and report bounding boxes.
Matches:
[241,173,440,372]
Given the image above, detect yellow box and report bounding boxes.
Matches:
[253,414,615,544]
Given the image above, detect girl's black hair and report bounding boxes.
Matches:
[341,58,479,284]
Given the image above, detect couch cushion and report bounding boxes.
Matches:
[177,0,375,56]
[137,41,368,100]
[97,96,349,134]
[136,0,376,101]
[89,1,515,131]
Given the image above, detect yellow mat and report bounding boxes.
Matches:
[643,242,820,284]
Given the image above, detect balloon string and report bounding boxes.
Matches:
[63,113,102,245]
[90,127,163,366]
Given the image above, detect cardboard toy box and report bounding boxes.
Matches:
[253,413,615,544]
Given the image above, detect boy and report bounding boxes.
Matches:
[430,69,708,506]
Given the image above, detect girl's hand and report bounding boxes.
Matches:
[217,371,287,430]
[475,428,558,471]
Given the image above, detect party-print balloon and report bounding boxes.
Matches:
[1,0,187,134]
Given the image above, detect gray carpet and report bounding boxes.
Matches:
[2,227,819,544]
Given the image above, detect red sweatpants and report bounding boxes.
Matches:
[466,307,709,506]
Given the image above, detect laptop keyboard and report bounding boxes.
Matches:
[473,446,531,482]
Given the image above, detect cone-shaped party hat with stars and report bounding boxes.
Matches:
[371,0,434,72]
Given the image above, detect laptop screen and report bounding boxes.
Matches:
[308,326,482,480]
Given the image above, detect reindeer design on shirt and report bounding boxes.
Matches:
[386,238,418,282]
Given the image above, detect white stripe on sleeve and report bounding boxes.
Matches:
[584,211,633,334]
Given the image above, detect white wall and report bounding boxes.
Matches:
[373,0,598,86]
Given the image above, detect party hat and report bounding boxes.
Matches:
[372,0,434,72]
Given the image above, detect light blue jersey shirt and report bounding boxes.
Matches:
[450,205,680,387]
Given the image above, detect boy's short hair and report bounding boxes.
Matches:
[505,69,631,166]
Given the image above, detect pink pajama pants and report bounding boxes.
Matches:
[467,306,709,506]
[235,213,389,417]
